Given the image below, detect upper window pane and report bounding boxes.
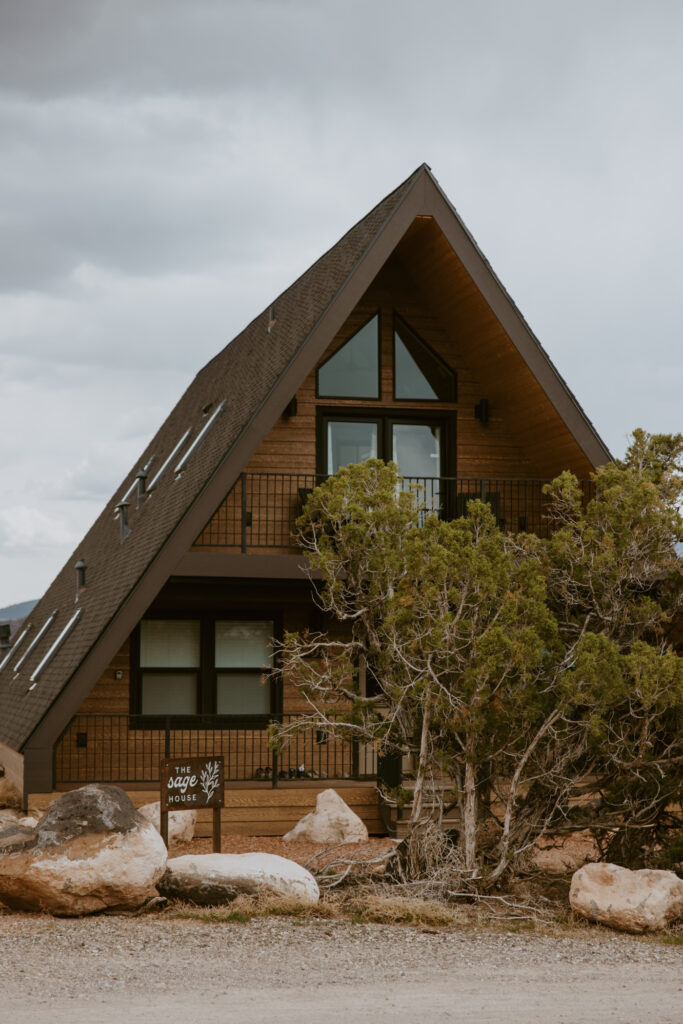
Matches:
[394,332,438,400]
[140,620,200,668]
[394,320,456,402]
[317,316,379,398]
[215,621,274,669]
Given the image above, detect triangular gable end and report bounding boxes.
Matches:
[0,164,611,796]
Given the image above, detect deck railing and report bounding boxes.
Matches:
[194,473,593,551]
[55,714,377,786]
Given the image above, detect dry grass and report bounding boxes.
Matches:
[161,889,471,929]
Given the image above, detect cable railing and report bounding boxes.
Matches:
[193,472,594,550]
[54,713,377,786]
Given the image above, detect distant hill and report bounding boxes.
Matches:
[0,599,38,623]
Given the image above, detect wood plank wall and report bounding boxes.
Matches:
[194,253,556,551]
[28,784,384,837]
[56,613,367,787]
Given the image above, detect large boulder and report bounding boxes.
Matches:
[283,788,368,844]
[570,862,683,933]
[137,801,196,845]
[158,852,319,905]
[0,784,167,916]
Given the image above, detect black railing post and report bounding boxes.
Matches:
[164,717,170,758]
[240,472,248,553]
[352,739,359,780]
[272,747,278,787]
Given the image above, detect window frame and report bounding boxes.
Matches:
[316,407,456,480]
[315,309,382,401]
[392,312,457,404]
[130,611,282,728]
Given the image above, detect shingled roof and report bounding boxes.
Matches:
[0,165,610,758]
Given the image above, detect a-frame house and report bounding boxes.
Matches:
[0,165,610,834]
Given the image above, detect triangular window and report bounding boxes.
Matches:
[394,316,457,402]
[317,315,379,399]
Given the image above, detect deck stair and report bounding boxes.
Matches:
[379,781,460,839]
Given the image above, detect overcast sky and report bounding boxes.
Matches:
[0,0,681,607]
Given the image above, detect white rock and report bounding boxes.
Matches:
[533,829,600,874]
[283,788,368,844]
[158,852,319,905]
[570,862,683,933]
[0,784,167,916]
[138,801,196,845]
[18,816,39,829]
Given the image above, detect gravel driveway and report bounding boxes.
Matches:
[1,913,681,1024]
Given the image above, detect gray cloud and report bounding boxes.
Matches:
[0,0,681,604]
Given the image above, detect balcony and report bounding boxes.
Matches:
[193,473,593,552]
[55,714,378,787]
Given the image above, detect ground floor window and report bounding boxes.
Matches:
[134,616,276,720]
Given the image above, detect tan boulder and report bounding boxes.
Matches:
[570,862,683,933]
[137,801,196,845]
[283,788,368,844]
[158,852,319,905]
[0,784,167,916]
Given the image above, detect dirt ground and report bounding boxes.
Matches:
[1,911,681,1024]
[171,832,396,869]
[1,833,681,1022]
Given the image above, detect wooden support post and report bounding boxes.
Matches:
[213,806,221,853]
[160,809,169,849]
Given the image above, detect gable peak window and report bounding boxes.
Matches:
[393,315,456,403]
[316,314,379,399]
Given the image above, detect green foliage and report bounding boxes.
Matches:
[276,433,682,883]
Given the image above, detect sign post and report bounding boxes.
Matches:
[160,756,225,853]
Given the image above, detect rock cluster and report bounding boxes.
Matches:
[570,862,683,933]
[0,784,167,915]
[283,788,368,844]
[158,852,320,905]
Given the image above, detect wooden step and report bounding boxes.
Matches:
[28,783,384,837]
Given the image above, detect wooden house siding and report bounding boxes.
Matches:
[193,254,560,553]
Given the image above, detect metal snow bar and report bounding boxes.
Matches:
[147,429,193,492]
[174,400,226,476]
[0,624,31,673]
[13,612,57,673]
[29,609,83,686]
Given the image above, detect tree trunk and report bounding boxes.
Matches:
[410,697,432,826]
[463,738,478,874]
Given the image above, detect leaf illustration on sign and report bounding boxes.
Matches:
[200,760,221,804]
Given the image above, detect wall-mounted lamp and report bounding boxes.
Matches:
[283,396,297,418]
[474,398,490,425]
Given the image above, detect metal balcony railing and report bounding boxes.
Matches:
[194,473,594,551]
[55,713,378,786]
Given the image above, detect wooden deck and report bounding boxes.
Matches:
[28,781,384,837]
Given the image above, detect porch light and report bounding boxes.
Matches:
[474,398,490,425]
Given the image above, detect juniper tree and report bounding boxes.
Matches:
[275,434,682,883]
